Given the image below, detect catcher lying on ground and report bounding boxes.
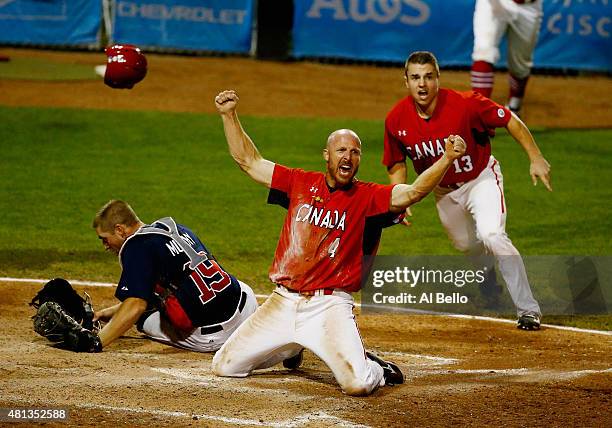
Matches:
[31,200,258,353]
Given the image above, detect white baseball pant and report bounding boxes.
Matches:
[472,0,543,78]
[434,156,541,317]
[140,280,258,352]
[212,286,385,396]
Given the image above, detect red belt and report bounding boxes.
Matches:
[278,285,335,296]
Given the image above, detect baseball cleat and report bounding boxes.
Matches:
[517,314,541,331]
[366,351,404,385]
[282,348,304,370]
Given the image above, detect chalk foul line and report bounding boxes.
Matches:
[3,276,610,336]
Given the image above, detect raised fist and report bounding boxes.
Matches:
[444,135,467,161]
[215,90,239,114]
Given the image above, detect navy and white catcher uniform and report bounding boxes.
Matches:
[115,217,257,352]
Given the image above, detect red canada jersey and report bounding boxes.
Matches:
[268,165,399,293]
[383,88,511,186]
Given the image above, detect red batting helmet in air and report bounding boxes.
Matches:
[104,44,147,89]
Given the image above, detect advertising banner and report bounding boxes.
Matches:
[293,0,473,65]
[293,0,611,71]
[111,0,254,53]
[0,0,101,46]
[537,0,611,71]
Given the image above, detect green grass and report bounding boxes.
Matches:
[0,57,98,80]
[1,106,610,328]
[542,315,612,331]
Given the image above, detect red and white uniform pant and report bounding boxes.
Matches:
[434,156,541,317]
[212,286,384,396]
[472,0,543,78]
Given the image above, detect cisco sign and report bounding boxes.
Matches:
[545,0,610,38]
[547,13,610,37]
[536,0,611,70]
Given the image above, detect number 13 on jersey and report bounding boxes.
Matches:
[453,155,473,173]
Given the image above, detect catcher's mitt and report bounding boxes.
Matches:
[30,278,97,330]
[30,278,102,352]
[33,302,102,352]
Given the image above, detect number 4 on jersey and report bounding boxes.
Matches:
[328,237,340,258]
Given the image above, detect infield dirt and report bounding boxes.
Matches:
[0,48,611,427]
[1,47,611,128]
[1,282,610,427]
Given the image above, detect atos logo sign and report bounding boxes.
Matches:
[306,0,430,26]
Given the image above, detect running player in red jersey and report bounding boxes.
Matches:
[383,51,551,331]
[211,89,466,396]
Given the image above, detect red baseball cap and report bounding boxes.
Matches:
[104,44,147,89]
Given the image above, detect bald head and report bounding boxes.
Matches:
[323,129,362,188]
[326,129,362,150]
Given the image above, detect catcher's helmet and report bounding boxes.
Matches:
[104,44,147,89]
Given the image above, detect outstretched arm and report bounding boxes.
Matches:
[386,162,412,225]
[506,113,552,191]
[390,135,466,212]
[97,297,147,348]
[215,90,275,187]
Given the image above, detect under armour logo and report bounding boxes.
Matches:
[398,130,407,136]
[310,186,318,193]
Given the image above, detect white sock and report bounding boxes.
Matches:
[507,96,522,111]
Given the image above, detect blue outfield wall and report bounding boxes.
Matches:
[110,0,255,53]
[0,0,102,46]
[1,0,609,71]
[0,0,255,54]
[292,0,612,72]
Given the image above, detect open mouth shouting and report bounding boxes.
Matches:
[417,88,429,100]
[338,162,353,178]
